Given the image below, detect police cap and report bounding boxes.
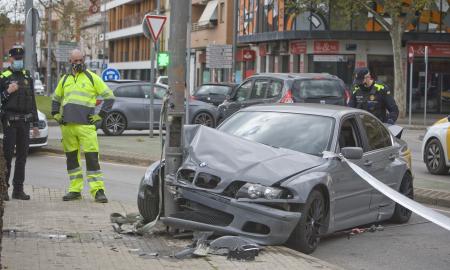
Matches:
[8,46,25,59]
[353,67,370,85]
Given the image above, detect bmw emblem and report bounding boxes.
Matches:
[199,162,207,168]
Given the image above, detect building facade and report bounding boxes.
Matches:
[0,24,25,69]
[237,0,450,113]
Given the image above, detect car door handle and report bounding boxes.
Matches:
[364,160,373,166]
[388,153,396,161]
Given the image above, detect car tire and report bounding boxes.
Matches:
[192,112,215,127]
[288,190,326,254]
[102,111,127,136]
[425,138,449,175]
[390,172,413,223]
[137,177,160,223]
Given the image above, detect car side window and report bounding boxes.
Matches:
[338,117,361,149]
[142,85,166,99]
[114,85,144,98]
[234,80,252,101]
[360,114,392,151]
[250,79,269,99]
[266,80,283,99]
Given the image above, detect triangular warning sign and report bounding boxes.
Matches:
[145,15,167,41]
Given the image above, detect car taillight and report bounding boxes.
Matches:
[96,100,102,106]
[280,89,294,103]
[344,89,351,105]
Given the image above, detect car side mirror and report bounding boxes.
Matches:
[341,147,363,160]
[225,94,231,101]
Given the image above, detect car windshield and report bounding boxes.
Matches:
[292,79,342,99]
[159,77,168,85]
[218,111,334,156]
[195,85,231,95]
[35,80,43,86]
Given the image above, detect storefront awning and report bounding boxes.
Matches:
[198,0,218,26]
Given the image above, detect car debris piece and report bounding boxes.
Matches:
[110,212,161,235]
[227,244,261,261]
[210,236,262,261]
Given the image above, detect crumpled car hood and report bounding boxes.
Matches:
[182,125,324,186]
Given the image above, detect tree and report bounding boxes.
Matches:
[286,0,434,117]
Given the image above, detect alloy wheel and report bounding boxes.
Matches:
[193,112,214,127]
[305,197,324,248]
[104,112,126,135]
[427,143,440,170]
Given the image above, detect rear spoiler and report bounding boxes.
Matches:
[386,124,404,139]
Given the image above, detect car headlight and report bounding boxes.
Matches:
[236,183,284,200]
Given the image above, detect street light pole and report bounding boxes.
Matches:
[102,0,107,68]
[24,0,33,74]
[46,0,52,95]
[232,0,238,82]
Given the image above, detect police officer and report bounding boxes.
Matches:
[0,46,40,201]
[349,67,399,124]
[52,49,114,203]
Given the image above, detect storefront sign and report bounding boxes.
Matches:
[259,43,267,57]
[408,43,450,57]
[290,41,307,55]
[313,55,347,62]
[314,41,340,54]
[236,49,256,62]
[356,61,367,68]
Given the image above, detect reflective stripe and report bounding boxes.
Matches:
[1,70,12,77]
[64,99,96,108]
[69,174,83,180]
[86,170,102,175]
[52,95,63,103]
[66,90,95,99]
[87,177,103,183]
[374,83,384,91]
[68,167,83,174]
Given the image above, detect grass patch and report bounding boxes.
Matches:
[35,95,53,119]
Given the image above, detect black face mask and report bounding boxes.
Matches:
[72,63,86,73]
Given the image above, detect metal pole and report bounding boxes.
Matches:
[185,2,192,124]
[424,46,428,126]
[232,0,238,82]
[409,61,413,125]
[24,0,33,73]
[102,0,107,68]
[46,0,52,95]
[149,41,155,138]
[164,0,189,219]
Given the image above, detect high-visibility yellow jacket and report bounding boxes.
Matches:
[51,69,114,124]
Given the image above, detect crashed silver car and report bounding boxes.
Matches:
[138,104,413,254]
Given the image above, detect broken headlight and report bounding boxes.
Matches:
[236,183,283,200]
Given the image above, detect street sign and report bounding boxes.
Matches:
[206,44,233,69]
[102,68,120,81]
[408,46,414,64]
[144,14,167,41]
[55,41,78,62]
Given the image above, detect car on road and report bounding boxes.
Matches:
[217,73,350,123]
[192,83,236,106]
[34,79,45,95]
[99,81,218,135]
[138,104,413,254]
[29,110,49,148]
[421,116,450,174]
[156,76,168,86]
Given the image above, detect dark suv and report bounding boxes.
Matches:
[217,73,350,122]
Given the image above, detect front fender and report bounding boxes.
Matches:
[280,171,332,203]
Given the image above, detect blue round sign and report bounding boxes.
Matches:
[102,68,120,81]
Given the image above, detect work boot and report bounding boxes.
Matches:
[1,191,9,201]
[95,189,108,203]
[12,190,30,200]
[62,192,81,201]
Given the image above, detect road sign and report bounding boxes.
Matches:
[144,14,167,41]
[206,44,233,69]
[55,41,78,62]
[102,68,120,81]
[408,46,414,64]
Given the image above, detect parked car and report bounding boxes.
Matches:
[34,79,45,95]
[217,73,350,123]
[192,83,236,106]
[138,104,413,254]
[156,76,168,86]
[421,116,450,174]
[29,110,49,148]
[98,81,218,135]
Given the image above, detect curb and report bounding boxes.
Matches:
[414,188,450,208]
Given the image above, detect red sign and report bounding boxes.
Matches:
[290,41,307,55]
[408,43,450,57]
[236,49,256,62]
[314,41,340,54]
[145,15,167,41]
[356,61,367,68]
[259,43,267,57]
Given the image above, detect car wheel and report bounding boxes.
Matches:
[137,177,160,223]
[192,112,215,127]
[390,172,413,223]
[102,112,127,136]
[288,190,326,254]
[425,138,449,175]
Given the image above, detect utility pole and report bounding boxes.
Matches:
[24,0,33,74]
[232,0,238,82]
[164,0,189,219]
[102,0,107,68]
[46,0,52,95]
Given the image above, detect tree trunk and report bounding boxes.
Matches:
[390,22,406,118]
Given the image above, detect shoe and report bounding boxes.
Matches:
[95,189,108,203]
[1,192,9,201]
[12,190,30,200]
[62,192,81,201]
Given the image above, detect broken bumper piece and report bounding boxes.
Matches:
[161,187,301,245]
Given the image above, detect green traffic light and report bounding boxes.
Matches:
[157,52,170,67]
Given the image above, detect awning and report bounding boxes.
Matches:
[198,0,218,26]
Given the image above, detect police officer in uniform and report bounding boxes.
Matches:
[349,67,399,124]
[0,46,40,201]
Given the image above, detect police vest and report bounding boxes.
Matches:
[0,69,34,114]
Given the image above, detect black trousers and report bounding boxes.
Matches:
[2,120,30,191]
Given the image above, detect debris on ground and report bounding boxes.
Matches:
[110,212,161,235]
[335,224,385,239]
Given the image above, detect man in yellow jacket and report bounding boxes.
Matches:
[52,49,115,203]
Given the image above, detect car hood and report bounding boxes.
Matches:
[181,125,325,187]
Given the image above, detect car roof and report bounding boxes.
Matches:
[240,103,363,118]
[251,73,342,81]
[199,83,236,87]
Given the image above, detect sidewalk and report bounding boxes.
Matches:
[1,185,344,270]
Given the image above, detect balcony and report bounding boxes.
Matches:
[81,13,103,29]
[191,22,216,32]
[101,0,143,11]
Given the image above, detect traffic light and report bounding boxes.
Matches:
[157,52,170,67]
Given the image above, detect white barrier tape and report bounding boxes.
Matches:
[322,151,450,232]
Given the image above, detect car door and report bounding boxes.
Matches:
[331,115,374,230]
[264,79,283,103]
[358,113,403,211]
[142,84,165,129]
[240,78,270,108]
[220,79,253,119]
[113,85,146,128]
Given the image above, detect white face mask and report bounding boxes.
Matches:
[11,60,24,71]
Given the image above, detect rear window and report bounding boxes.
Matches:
[292,79,343,99]
[195,85,231,95]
